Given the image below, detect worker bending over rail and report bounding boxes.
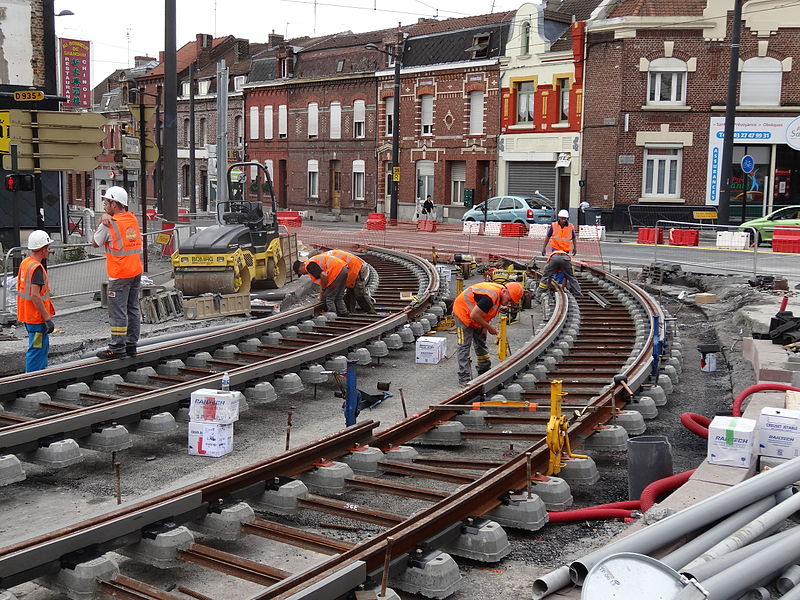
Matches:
[536,209,582,299]
[452,281,524,387]
[293,254,350,317]
[324,249,376,314]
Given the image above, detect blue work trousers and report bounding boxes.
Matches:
[24,322,49,372]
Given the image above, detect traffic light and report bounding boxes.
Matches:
[4,172,34,192]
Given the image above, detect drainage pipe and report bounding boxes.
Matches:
[681,412,712,438]
[640,469,695,512]
[733,383,800,417]
[778,577,800,600]
[568,457,800,585]
[79,322,237,359]
[681,489,800,572]
[531,565,571,600]
[661,495,777,571]
[547,508,633,523]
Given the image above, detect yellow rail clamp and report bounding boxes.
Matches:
[471,401,539,411]
[496,315,509,361]
[545,379,587,476]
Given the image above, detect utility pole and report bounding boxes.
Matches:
[188,62,197,214]
[717,0,744,225]
[162,0,178,222]
[216,59,229,215]
[138,89,149,272]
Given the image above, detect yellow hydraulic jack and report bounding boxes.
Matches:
[495,315,510,361]
[545,380,587,476]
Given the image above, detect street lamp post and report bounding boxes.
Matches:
[365,42,402,223]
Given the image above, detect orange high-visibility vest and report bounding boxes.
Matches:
[550,221,575,253]
[306,254,346,288]
[326,250,364,288]
[104,211,143,278]
[17,256,55,324]
[453,282,504,328]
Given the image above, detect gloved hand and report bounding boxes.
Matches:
[45,319,55,334]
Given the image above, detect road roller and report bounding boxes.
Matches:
[172,162,298,296]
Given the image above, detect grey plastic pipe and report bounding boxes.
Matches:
[682,489,800,572]
[779,580,800,599]
[531,566,571,600]
[661,495,777,570]
[569,457,800,585]
[778,564,800,594]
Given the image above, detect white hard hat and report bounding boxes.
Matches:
[28,230,54,251]
[102,186,128,206]
[558,209,570,218]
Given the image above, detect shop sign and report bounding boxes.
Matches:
[787,115,800,151]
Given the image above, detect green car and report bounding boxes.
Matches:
[740,205,800,244]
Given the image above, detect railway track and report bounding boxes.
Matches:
[0,253,676,600]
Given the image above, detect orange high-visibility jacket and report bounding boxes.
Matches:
[17,256,55,324]
[453,282,504,328]
[326,250,364,288]
[549,221,575,253]
[104,211,143,278]
[307,254,346,288]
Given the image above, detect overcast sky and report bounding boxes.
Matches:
[53,0,524,87]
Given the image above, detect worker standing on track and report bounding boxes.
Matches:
[92,186,144,359]
[325,249,376,314]
[17,230,56,372]
[536,209,582,298]
[452,281,524,386]
[293,254,350,317]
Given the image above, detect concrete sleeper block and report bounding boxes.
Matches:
[118,526,194,569]
[37,555,119,600]
[190,502,255,541]
[390,550,462,600]
[261,480,309,515]
[443,518,510,563]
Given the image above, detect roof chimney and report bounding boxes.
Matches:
[268,31,284,48]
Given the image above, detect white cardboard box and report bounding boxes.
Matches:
[707,416,757,468]
[757,407,800,458]
[188,421,233,457]
[189,389,241,424]
[416,336,447,364]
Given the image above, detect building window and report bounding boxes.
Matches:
[199,117,207,146]
[384,161,392,201]
[308,102,318,138]
[467,33,490,59]
[521,22,531,55]
[249,106,259,139]
[516,81,535,124]
[330,101,341,139]
[416,159,434,204]
[263,105,273,139]
[182,118,190,147]
[352,160,365,201]
[384,97,394,137]
[469,90,484,135]
[558,78,570,122]
[336,60,344,72]
[234,115,242,146]
[647,58,687,105]
[353,99,365,138]
[450,161,466,204]
[181,81,190,97]
[643,147,682,198]
[182,164,190,198]
[385,44,397,67]
[278,105,287,138]
[307,159,319,198]
[741,57,782,106]
[198,79,210,95]
[421,94,433,136]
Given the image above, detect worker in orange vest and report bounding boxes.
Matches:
[293,253,350,316]
[536,209,582,298]
[92,186,143,359]
[324,249,376,314]
[17,230,56,372]
[452,281,524,386]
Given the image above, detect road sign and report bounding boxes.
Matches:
[142,138,159,163]
[13,90,44,102]
[0,111,9,154]
[123,136,140,157]
[392,166,400,182]
[129,104,156,124]
[123,157,141,170]
[741,155,755,174]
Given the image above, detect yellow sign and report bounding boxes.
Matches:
[392,166,400,182]
[693,211,718,220]
[0,111,9,154]
[155,232,172,245]
[13,90,44,102]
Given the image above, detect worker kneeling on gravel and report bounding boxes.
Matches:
[535,209,582,299]
[325,249,376,314]
[293,254,350,317]
[17,230,56,372]
[453,281,524,386]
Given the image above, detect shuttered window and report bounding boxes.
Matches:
[249,106,259,139]
[278,105,287,138]
[263,106,273,139]
[741,57,782,106]
[330,102,341,139]
[308,102,318,138]
[353,100,366,138]
[507,162,556,201]
[421,94,433,135]
[469,91,484,135]
[384,97,394,137]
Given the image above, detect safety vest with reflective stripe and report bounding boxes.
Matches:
[549,221,575,253]
[104,211,143,279]
[306,254,346,288]
[547,250,570,263]
[453,282,504,328]
[17,256,55,324]
[326,250,363,288]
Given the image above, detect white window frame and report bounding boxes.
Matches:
[647,58,687,106]
[384,161,392,201]
[330,101,341,139]
[516,81,534,124]
[384,97,394,137]
[249,106,259,140]
[740,57,782,106]
[233,76,246,92]
[234,114,243,146]
[450,161,466,205]
[278,105,287,138]
[469,90,484,135]
[421,94,433,136]
[263,105,273,139]
[353,99,366,138]
[181,81,190,97]
[558,78,570,122]
[307,159,319,198]
[352,160,365,201]
[307,102,319,138]
[198,79,211,95]
[642,145,682,199]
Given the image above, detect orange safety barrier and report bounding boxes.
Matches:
[500,222,526,237]
[668,229,699,247]
[416,219,438,232]
[366,212,386,231]
[773,226,800,253]
[636,227,664,245]
[277,211,302,227]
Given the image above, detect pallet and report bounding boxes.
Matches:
[140,289,184,324]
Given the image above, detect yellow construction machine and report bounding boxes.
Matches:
[172,162,298,296]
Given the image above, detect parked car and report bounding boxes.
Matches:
[739,205,800,244]
[462,194,554,225]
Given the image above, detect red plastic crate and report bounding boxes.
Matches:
[636,227,664,244]
[500,223,526,237]
[669,229,699,246]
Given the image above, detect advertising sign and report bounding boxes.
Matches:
[60,38,91,108]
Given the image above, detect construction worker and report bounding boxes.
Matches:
[17,230,56,372]
[293,254,350,316]
[452,281,524,386]
[325,249,376,314]
[92,186,143,359]
[536,209,582,298]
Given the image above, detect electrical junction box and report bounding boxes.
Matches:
[707,416,757,468]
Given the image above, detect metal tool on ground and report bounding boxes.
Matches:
[613,374,634,402]
[339,362,393,426]
[496,314,510,361]
[546,379,587,476]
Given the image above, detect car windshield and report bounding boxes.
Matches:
[523,197,552,210]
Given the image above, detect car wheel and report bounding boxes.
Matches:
[748,230,762,247]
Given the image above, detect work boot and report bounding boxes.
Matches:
[476,360,492,375]
[96,348,125,360]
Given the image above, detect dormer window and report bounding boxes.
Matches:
[466,33,490,59]
[233,76,246,92]
[181,82,190,97]
[198,79,210,95]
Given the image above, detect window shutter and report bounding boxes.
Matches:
[263,106,273,139]
[308,103,319,137]
[354,99,365,122]
[385,97,394,135]
[741,58,782,106]
[278,105,288,137]
[249,106,259,139]
[421,95,433,129]
[353,159,365,173]
[330,102,341,139]
[308,159,319,172]
[450,161,466,181]
[469,91,484,135]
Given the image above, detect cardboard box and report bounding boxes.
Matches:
[416,336,447,364]
[757,407,800,458]
[695,293,717,304]
[188,421,233,457]
[707,416,757,468]
[189,389,241,424]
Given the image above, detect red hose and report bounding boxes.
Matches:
[681,412,712,438]
[640,469,695,512]
[733,383,800,417]
[547,508,633,522]
[589,500,641,510]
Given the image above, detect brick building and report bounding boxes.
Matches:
[582,0,800,225]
